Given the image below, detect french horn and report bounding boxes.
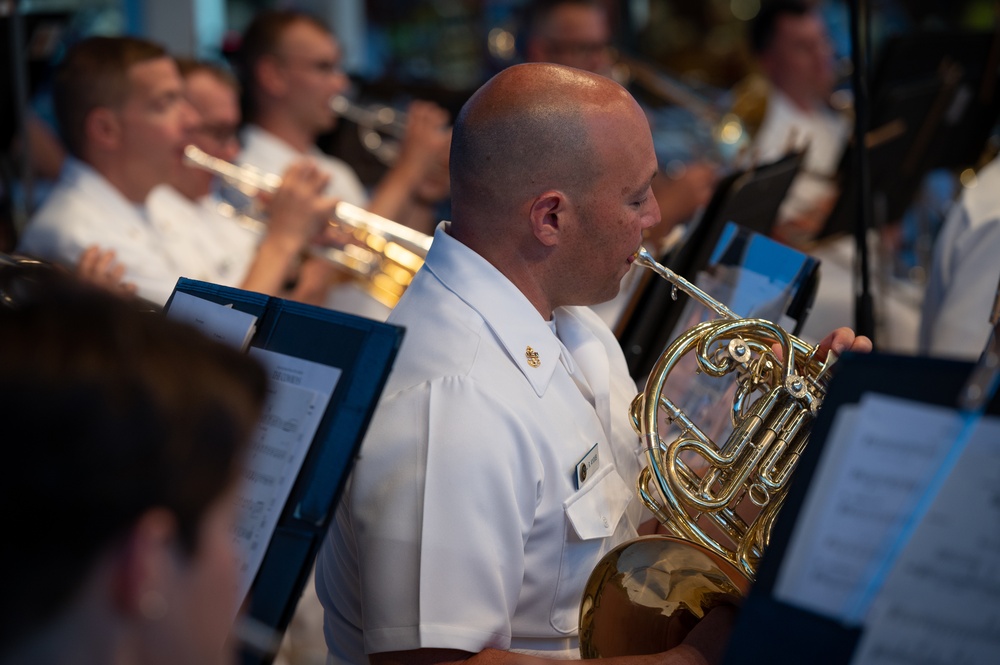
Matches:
[579,248,838,658]
[182,144,431,308]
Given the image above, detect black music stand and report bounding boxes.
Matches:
[616,150,808,380]
[821,29,1000,239]
[720,352,1000,665]
[164,278,404,665]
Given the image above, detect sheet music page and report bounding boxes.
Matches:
[165,291,257,351]
[850,415,1000,665]
[232,348,342,605]
[774,393,961,622]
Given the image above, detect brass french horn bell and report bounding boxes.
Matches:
[579,248,838,658]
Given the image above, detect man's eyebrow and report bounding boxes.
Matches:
[622,170,658,197]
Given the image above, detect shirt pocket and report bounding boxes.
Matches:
[550,464,633,634]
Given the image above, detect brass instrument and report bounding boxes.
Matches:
[182,144,431,308]
[612,54,751,165]
[330,95,407,166]
[579,248,838,658]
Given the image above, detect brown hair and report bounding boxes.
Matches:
[53,36,167,158]
[0,266,267,655]
[175,56,240,94]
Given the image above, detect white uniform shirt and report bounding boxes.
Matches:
[238,124,400,320]
[316,223,647,661]
[239,124,368,206]
[752,89,850,222]
[147,184,262,289]
[17,158,181,305]
[919,156,1000,358]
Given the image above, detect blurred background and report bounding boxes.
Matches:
[2,0,999,283]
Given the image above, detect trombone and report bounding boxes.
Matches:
[182,144,431,308]
[611,53,751,165]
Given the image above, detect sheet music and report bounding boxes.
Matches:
[774,393,962,622]
[232,348,342,605]
[850,415,1000,665]
[165,291,257,351]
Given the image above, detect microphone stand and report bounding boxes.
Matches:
[847,0,877,344]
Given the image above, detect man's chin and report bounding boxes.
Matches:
[590,286,622,308]
[320,116,337,134]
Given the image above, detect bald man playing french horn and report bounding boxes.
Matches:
[315,63,870,665]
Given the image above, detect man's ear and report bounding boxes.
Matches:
[86,107,122,153]
[528,190,570,247]
[255,55,287,98]
[111,508,178,620]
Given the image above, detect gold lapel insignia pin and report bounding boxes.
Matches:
[525,346,541,368]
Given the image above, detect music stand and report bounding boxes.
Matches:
[164,278,404,665]
[820,29,1000,239]
[720,352,1000,664]
[616,150,808,380]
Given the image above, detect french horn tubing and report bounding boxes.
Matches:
[578,247,838,658]
[182,144,431,308]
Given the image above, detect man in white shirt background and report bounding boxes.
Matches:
[17,36,199,306]
[237,9,451,236]
[150,59,342,306]
[748,0,850,244]
[18,36,338,308]
[742,0,922,353]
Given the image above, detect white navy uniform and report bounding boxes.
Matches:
[752,88,849,223]
[147,184,262,288]
[239,124,392,321]
[19,158,181,306]
[316,222,647,662]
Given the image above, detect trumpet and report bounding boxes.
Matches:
[330,95,407,166]
[579,248,838,658]
[182,144,431,308]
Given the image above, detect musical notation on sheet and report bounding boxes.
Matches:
[231,348,342,606]
[774,394,960,621]
[851,416,1000,665]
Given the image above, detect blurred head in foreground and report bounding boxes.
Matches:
[0,265,267,665]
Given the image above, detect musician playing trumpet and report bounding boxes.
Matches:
[315,62,871,665]
[16,36,340,307]
[148,59,344,306]
[237,9,452,238]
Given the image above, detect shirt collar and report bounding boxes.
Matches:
[242,124,298,162]
[424,222,565,397]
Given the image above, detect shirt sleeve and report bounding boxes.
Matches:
[348,374,545,656]
[924,214,1000,358]
[21,196,179,306]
